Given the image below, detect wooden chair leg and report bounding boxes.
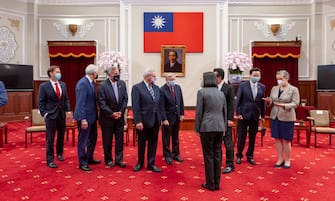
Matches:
[314,133,317,148]
[25,131,28,148]
[330,134,332,145]
[133,127,136,146]
[72,128,75,147]
[30,132,33,143]
[4,126,8,144]
[0,128,3,148]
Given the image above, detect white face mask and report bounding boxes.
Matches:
[277,80,283,86]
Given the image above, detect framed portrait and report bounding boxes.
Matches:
[161,45,186,77]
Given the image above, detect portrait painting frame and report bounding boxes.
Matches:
[161,45,186,77]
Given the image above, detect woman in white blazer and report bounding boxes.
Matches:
[264,70,300,169]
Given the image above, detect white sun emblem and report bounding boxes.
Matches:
[151,15,166,30]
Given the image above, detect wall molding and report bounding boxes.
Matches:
[323,11,335,64]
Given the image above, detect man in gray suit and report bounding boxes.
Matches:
[195,72,227,191]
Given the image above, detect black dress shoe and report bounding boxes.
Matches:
[165,158,173,165]
[236,158,242,164]
[47,162,58,168]
[79,165,92,171]
[201,183,215,191]
[133,163,143,172]
[57,155,64,161]
[105,161,115,167]
[274,161,285,168]
[115,162,126,168]
[222,166,234,174]
[88,159,101,165]
[173,156,184,162]
[247,158,256,165]
[147,165,162,172]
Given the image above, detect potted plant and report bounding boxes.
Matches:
[223,51,252,84]
[97,51,127,75]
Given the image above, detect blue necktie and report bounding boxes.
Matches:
[112,82,119,103]
[149,85,155,101]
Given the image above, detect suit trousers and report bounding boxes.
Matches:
[236,119,259,159]
[77,121,98,166]
[101,120,124,164]
[162,119,181,160]
[45,117,66,163]
[137,122,159,167]
[200,132,223,189]
[223,126,234,168]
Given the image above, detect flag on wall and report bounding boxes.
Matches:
[144,12,203,53]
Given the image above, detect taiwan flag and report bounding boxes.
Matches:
[144,12,203,53]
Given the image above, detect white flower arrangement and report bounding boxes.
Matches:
[223,51,252,74]
[97,51,127,72]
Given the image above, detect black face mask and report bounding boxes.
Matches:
[95,74,99,80]
[113,75,120,81]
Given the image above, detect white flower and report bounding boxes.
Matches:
[223,52,252,72]
[97,51,127,71]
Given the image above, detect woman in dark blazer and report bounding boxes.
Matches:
[195,72,227,191]
[264,70,300,169]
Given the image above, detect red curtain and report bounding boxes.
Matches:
[48,41,96,109]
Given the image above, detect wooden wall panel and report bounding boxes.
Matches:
[317,92,335,115]
[297,80,316,107]
[0,92,33,122]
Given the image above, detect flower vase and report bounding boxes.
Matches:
[228,73,242,84]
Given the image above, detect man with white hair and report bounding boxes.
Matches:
[160,73,184,165]
[74,64,101,171]
[131,69,162,172]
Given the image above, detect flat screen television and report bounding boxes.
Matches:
[0,64,33,91]
[317,64,335,91]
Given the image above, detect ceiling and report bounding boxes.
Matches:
[17,0,331,5]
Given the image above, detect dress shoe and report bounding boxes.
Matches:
[133,163,143,172]
[201,183,215,191]
[222,166,234,174]
[57,155,64,161]
[105,161,115,167]
[165,158,173,165]
[173,156,184,162]
[283,162,291,169]
[79,165,92,171]
[115,162,126,168]
[215,186,220,190]
[47,162,58,168]
[147,165,162,173]
[247,158,256,165]
[88,159,101,165]
[236,158,242,164]
[274,161,285,168]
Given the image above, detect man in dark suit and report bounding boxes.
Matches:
[131,69,162,172]
[97,66,128,168]
[164,50,182,72]
[160,73,184,165]
[74,64,101,171]
[213,68,235,174]
[235,67,266,165]
[0,81,8,107]
[38,65,71,168]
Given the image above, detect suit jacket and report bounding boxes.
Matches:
[220,82,235,121]
[269,84,300,121]
[0,81,8,107]
[236,81,266,121]
[131,81,162,128]
[164,62,182,72]
[195,87,227,133]
[38,81,71,120]
[97,79,128,125]
[73,76,98,123]
[160,83,184,125]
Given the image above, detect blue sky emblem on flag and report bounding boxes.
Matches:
[144,12,173,32]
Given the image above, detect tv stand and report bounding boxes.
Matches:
[0,91,32,122]
[317,91,335,115]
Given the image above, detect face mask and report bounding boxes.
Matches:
[168,80,175,86]
[151,77,156,85]
[277,79,283,86]
[95,73,99,80]
[55,73,61,81]
[200,81,204,88]
[251,76,260,83]
[113,75,120,81]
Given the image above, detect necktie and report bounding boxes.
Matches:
[91,82,95,92]
[149,85,155,101]
[112,82,119,103]
[55,82,61,100]
[252,84,257,100]
[170,86,176,100]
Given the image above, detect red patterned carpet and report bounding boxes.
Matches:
[1,122,335,201]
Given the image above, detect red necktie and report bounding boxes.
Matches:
[55,82,61,100]
[170,86,176,100]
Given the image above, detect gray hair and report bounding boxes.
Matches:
[165,73,175,80]
[276,70,290,79]
[143,68,154,77]
[106,66,119,75]
[85,64,99,75]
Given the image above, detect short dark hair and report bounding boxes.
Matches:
[203,72,217,88]
[168,50,178,58]
[47,65,60,78]
[249,67,261,75]
[213,68,225,79]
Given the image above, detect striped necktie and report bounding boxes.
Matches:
[149,85,155,101]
